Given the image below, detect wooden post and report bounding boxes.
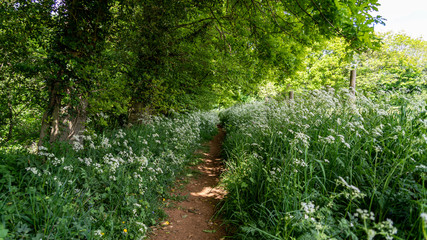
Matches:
[349,69,356,94]
[287,83,294,100]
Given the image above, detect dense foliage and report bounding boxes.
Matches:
[290,33,427,92]
[219,90,427,239]
[0,112,218,239]
[0,0,384,145]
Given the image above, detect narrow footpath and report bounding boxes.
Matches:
[150,127,227,240]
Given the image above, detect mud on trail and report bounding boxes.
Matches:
[150,127,228,240]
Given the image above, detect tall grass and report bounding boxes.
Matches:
[0,111,218,239]
[219,89,427,239]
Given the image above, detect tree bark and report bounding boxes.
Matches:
[59,98,88,141]
[38,83,88,145]
[38,80,63,146]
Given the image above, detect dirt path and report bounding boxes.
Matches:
[150,127,227,240]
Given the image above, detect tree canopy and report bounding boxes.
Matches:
[288,32,427,92]
[0,0,385,144]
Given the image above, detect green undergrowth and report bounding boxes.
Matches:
[218,89,427,239]
[0,111,219,239]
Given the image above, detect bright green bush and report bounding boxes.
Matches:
[219,89,427,239]
[0,111,218,239]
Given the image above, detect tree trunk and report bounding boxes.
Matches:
[38,81,62,146]
[58,98,88,141]
[38,83,88,145]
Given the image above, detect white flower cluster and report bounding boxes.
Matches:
[94,229,103,237]
[102,153,125,173]
[421,213,427,226]
[136,221,148,234]
[26,167,41,176]
[301,201,317,222]
[100,136,112,148]
[354,208,375,221]
[52,157,64,166]
[115,129,126,139]
[63,165,73,172]
[38,146,55,158]
[293,158,308,167]
[72,140,84,151]
[376,218,398,240]
[269,167,282,176]
[319,135,335,144]
[337,135,350,149]
[78,157,92,166]
[352,209,397,240]
[415,164,427,171]
[372,124,384,137]
[292,132,311,149]
[337,176,365,199]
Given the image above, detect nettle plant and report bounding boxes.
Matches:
[1,111,218,239]
[219,89,427,239]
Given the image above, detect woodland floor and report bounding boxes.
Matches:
[149,127,228,240]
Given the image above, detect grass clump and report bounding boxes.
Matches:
[219,89,426,239]
[0,111,218,239]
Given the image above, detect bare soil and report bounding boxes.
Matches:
[149,127,228,240]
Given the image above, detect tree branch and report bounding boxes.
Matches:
[173,17,215,29]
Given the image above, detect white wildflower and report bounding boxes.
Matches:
[372,126,383,137]
[320,135,335,144]
[337,135,350,149]
[63,165,73,172]
[354,209,375,221]
[100,137,112,148]
[94,163,103,173]
[115,129,126,138]
[421,213,427,224]
[38,146,48,151]
[301,201,316,214]
[26,167,41,176]
[337,176,365,199]
[94,230,103,237]
[72,140,84,151]
[294,158,308,167]
[416,165,427,171]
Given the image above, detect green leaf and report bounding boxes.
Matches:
[0,225,8,238]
